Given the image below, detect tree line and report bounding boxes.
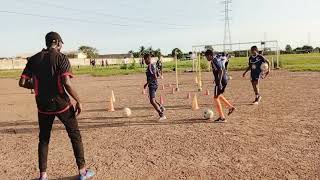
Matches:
[284,45,320,54]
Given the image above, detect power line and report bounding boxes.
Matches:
[12,0,191,28]
[0,10,190,30]
[0,10,129,27]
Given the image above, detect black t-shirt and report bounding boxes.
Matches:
[146,64,158,88]
[249,55,266,76]
[21,48,73,114]
[211,55,228,85]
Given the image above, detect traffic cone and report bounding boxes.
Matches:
[192,94,200,110]
[187,92,191,99]
[160,95,164,105]
[108,96,115,112]
[111,90,116,102]
[205,89,210,96]
[171,87,175,94]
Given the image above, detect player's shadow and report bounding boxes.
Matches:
[1,118,213,135]
[0,92,28,95]
[82,100,106,104]
[78,118,213,130]
[234,102,255,106]
[0,120,37,127]
[79,115,150,121]
[32,175,78,180]
[84,104,190,113]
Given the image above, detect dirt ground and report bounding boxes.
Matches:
[0,70,319,180]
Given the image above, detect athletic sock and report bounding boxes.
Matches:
[214,98,225,119]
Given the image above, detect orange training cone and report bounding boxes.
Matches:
[111,90,116,102]
[108,96,115,112]
[192,94,200,110]
[160,95,164,105]
[205,89,210,96]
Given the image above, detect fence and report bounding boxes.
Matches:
[0,57,174,70]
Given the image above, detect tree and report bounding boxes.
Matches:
[139,46,146,56]
[302,45,313,53]
[78,46,98,59]
[154,48,162,58]
[204,45,214,51]
[146,46,153,54]
[172,48,183,59]
[314,47,320,53]
[285,44,293,54]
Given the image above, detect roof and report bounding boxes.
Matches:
[98,53,133,59]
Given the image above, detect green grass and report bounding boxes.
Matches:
[73,66,145,76]
[0,69,23,78]
[1,53,320,78]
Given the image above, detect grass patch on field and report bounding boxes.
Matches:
[0,70,22,78]
[73,66,145,76]
[1,53,320,78]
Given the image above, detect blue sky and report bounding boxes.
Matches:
[1,0,319,57]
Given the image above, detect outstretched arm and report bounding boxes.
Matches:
[243,66,251,77]
[261,56,271,76]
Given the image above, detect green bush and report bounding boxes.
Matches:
[120,64,128,69]
[200,59,209,71]
[129,60,137,70]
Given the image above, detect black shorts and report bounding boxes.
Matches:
[214,84,227,97]
[251,71,262,81]
[149,86,158,99]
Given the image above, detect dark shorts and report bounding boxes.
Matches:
[251,71,262,81]
[149,86,158,99]
[214,83,227,97]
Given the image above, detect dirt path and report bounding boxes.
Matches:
[0,70,319,180]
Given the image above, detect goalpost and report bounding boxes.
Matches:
[192,40,280,90]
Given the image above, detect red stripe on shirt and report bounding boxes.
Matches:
[38,104,71,115]
[61,72,74,78]
[21,74,31,79]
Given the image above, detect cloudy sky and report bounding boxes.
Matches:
[1,0,319,56]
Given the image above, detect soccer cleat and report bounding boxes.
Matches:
[214,117,226,123]
[252,95,262,105]
[79,169,95,180]
[228,107,236,116]
[252,97,258,105]
[257,95,262,102]
[159,115,167,121]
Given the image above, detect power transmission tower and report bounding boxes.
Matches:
[222,0,232,52]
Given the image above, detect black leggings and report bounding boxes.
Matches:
[38,107,85,172]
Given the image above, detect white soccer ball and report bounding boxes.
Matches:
[203,109,214,120]
[123,108,132,117]
[260,63,269,72]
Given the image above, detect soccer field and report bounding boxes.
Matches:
[1,53,320,79]
[0,71,319,179]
